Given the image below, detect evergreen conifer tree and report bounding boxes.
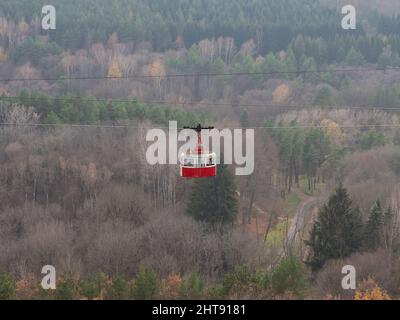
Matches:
[187,163,238,226]
[307,185,364,271]
[364,200,384,250]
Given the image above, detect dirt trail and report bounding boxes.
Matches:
[281,197,318,257]
[278,192,326,261]
[237,190,323,254]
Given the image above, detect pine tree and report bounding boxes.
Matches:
[284,48,298,79]
[55,273,77,300]
[180,272,204,299]
[105,277,130,300]
[44,111,62,124]
[79,272,108,300]
[313,86,334,106]
[306,185,364,271]
[131,267,159,300]
[364,200,384,251]
[301,56,318,82]
[187,163,238,226]
[345,47,366,66]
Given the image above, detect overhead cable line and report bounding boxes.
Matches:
[0,95,399,111]
[0,66,399,83]
[2,122,400,130]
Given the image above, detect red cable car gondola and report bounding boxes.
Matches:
[180,124,217,178]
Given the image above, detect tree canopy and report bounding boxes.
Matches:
[307,185,364,271]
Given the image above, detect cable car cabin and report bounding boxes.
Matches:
[179,124,217,178]
[180,152,217,178]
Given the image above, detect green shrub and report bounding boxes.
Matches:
[222,266,268,298]
[131,267,159,300]
[0,270,16,300]
[105,277,130,300]
[270,257,309,298]
[180,272,204,299]
[55,273,76,300]
[359,130,386,150]
[79,272,108,300]
[208,284,225,299]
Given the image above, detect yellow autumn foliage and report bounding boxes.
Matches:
[108,58,123,78]
[147,58,166,78]
[354,277,391,300]
[272,84,290,104]
[320,118,342,141]
[324,294,342,300]
[255,56,264,64]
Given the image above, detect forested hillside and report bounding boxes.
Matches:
[0,0,354,52]
[1,0,400,301]
[0,0,399,125]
